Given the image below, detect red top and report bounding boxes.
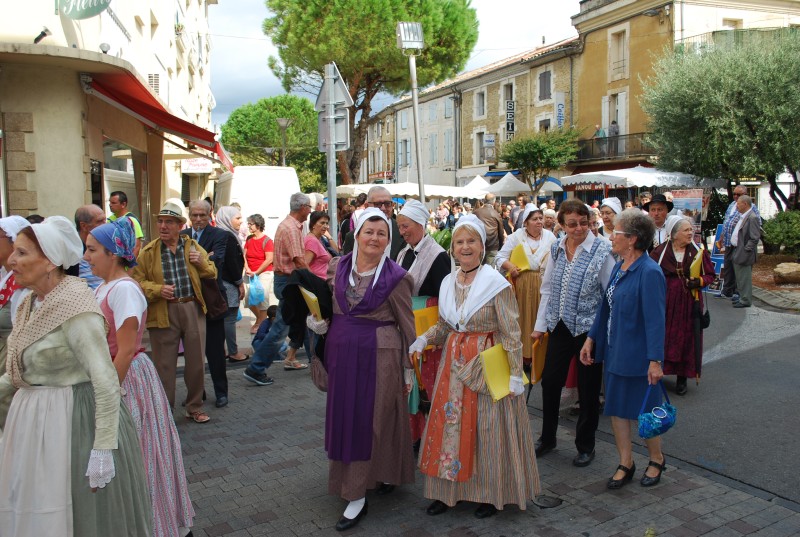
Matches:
[245,234,274,273]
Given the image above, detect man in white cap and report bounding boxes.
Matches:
[132,199,217,423]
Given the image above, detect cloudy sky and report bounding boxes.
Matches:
[208,1,577,128]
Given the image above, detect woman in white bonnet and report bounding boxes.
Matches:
[0,216,151,536]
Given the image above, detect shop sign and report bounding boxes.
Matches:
[368,170,394,180]
[555,92,566,128]
[181,158,213,174]
[574,183,603,191]
[505,100,515,140]
[60,0,112,20]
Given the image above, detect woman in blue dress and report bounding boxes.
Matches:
[580,208,668,489]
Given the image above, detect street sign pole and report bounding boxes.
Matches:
[325,63,338,234]
[408,54,426,204]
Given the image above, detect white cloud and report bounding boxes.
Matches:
[209,0,577,127]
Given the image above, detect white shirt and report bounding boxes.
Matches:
[94,278,147,330]
[730,208,752,247]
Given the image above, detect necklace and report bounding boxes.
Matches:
[565,240,577,259]
[461,265,480,274]
[526,230,542,241]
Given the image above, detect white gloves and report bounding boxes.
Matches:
[509,375,525,397]
[86,449,115,489]
[408,336,427,356]
[306,315,329,335]
[404,368,416,387]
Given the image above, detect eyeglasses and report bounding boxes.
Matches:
[370,201,393,208]
[302,204,312,208]
[563,221,589,229]
[733,193,743,197]
[612,230,631,236]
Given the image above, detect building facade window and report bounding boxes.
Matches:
[400,110,408,129]
[474,131,485,165]
[444,129,454,164]
[429,102,438,122]
[444,97,454,118]
[398,139,411,167]
[607,22,630,81]
[428,133,438,166]
[539,119,551,132]
[538,70,552,101]
[474,90,486,118]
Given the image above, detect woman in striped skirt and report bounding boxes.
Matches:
[410,215,540,519]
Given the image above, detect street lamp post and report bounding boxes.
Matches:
[276,117,292,166]
[396,22,426,204]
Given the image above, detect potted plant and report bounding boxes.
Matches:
[175,23,184,36]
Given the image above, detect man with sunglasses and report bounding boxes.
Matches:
[342,186,406,260]
[717,186,761,300]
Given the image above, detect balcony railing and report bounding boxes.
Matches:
[675,27,800,55]
[573,132,655,163]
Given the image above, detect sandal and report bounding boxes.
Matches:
[185,410,211,423]
[228,353,250,362]
[284,360,309,371]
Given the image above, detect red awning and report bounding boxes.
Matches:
[82,71,233,171]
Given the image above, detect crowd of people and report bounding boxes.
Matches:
[0,183,732,534]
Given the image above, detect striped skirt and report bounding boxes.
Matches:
[422,334,541,510]
[123,352,195,536]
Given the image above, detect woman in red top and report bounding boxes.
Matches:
[243,214,276,333]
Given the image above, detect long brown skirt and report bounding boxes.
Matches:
[514,270,547,365]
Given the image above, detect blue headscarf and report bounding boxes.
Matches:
[90,217,138,267]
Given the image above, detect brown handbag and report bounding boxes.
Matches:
[310,356,328,392]
[200,278,229,320]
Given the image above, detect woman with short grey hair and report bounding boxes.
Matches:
[614,209,656,252]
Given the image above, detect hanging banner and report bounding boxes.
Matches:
[672,189,703,242]
[60,0,112,20]
[555,92,566,128]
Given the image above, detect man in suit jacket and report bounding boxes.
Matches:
[182,200,236,407]
[730,195,761,309]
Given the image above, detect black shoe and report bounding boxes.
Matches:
[573,450,595,467]
[534,439,556,457]
[243,368,274,386]
[215,395,229,408]
[412,438,421,457]
[375,483,395,495]
[426,500,448,516]
[733,302,751,308]
[607,462,636,489]
[474,503,498,519]
[640,458,666,487]
[675,377,688,396]
[335,500,368,531]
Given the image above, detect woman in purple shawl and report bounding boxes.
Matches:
[322,207,417,531]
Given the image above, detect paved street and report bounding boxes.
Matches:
[166,297,800,537]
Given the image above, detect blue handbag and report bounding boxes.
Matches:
[637,380,677,439]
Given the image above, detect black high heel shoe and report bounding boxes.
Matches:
[606,462,636,489]
[640,458,666,487]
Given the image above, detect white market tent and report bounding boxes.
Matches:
[560,165,725,188]
[485,172,531,196]
[465,175,491,191]
[335,184,371,197]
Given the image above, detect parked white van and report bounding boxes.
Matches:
[214,166,302,240]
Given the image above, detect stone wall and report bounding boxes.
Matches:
[2,112,38,215]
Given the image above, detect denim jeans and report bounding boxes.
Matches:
[223,306,239,355]
[249,274,291,374]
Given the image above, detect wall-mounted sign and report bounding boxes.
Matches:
[181,157,213,174]
[368,170,394,180]
[483,133,496,148]
[506,100,515,141]
[60,0,112,21]
[555,92,566,128]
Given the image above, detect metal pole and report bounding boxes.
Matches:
[325,63,339,235]
[409,54,426,204]
[280,126,287,166]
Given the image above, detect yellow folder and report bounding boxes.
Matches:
[299,286,322,319]
[689,246,704,300]
[413,306,439,338]
[509,243,530,273]
[480,343,530,402]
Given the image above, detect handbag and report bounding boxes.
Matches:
[248,275,265,306]
[700,295,711,329]
[637,380,677,439]
[310,356,328,392]
[200,278,228,320]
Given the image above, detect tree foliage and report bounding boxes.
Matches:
[220,94,325,191]
[263,0,479,183]
[498,128,579,196]
[642,29,800,211]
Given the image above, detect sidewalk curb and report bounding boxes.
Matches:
[752,285,800,311]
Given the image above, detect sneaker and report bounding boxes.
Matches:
[715,293,733,299]
[243,368,274,386]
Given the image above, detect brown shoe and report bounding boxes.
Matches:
[185,411,211,423]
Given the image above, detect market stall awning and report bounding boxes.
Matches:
[560,165,725,188]
[81,71,233,172]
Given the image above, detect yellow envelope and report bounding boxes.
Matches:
[689,246,705,300]
[299,286,322,319]
[509,243,530,273]
[413,306,439,338]
[480,343,530,402]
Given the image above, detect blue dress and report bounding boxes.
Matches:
[589,255,666,419]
